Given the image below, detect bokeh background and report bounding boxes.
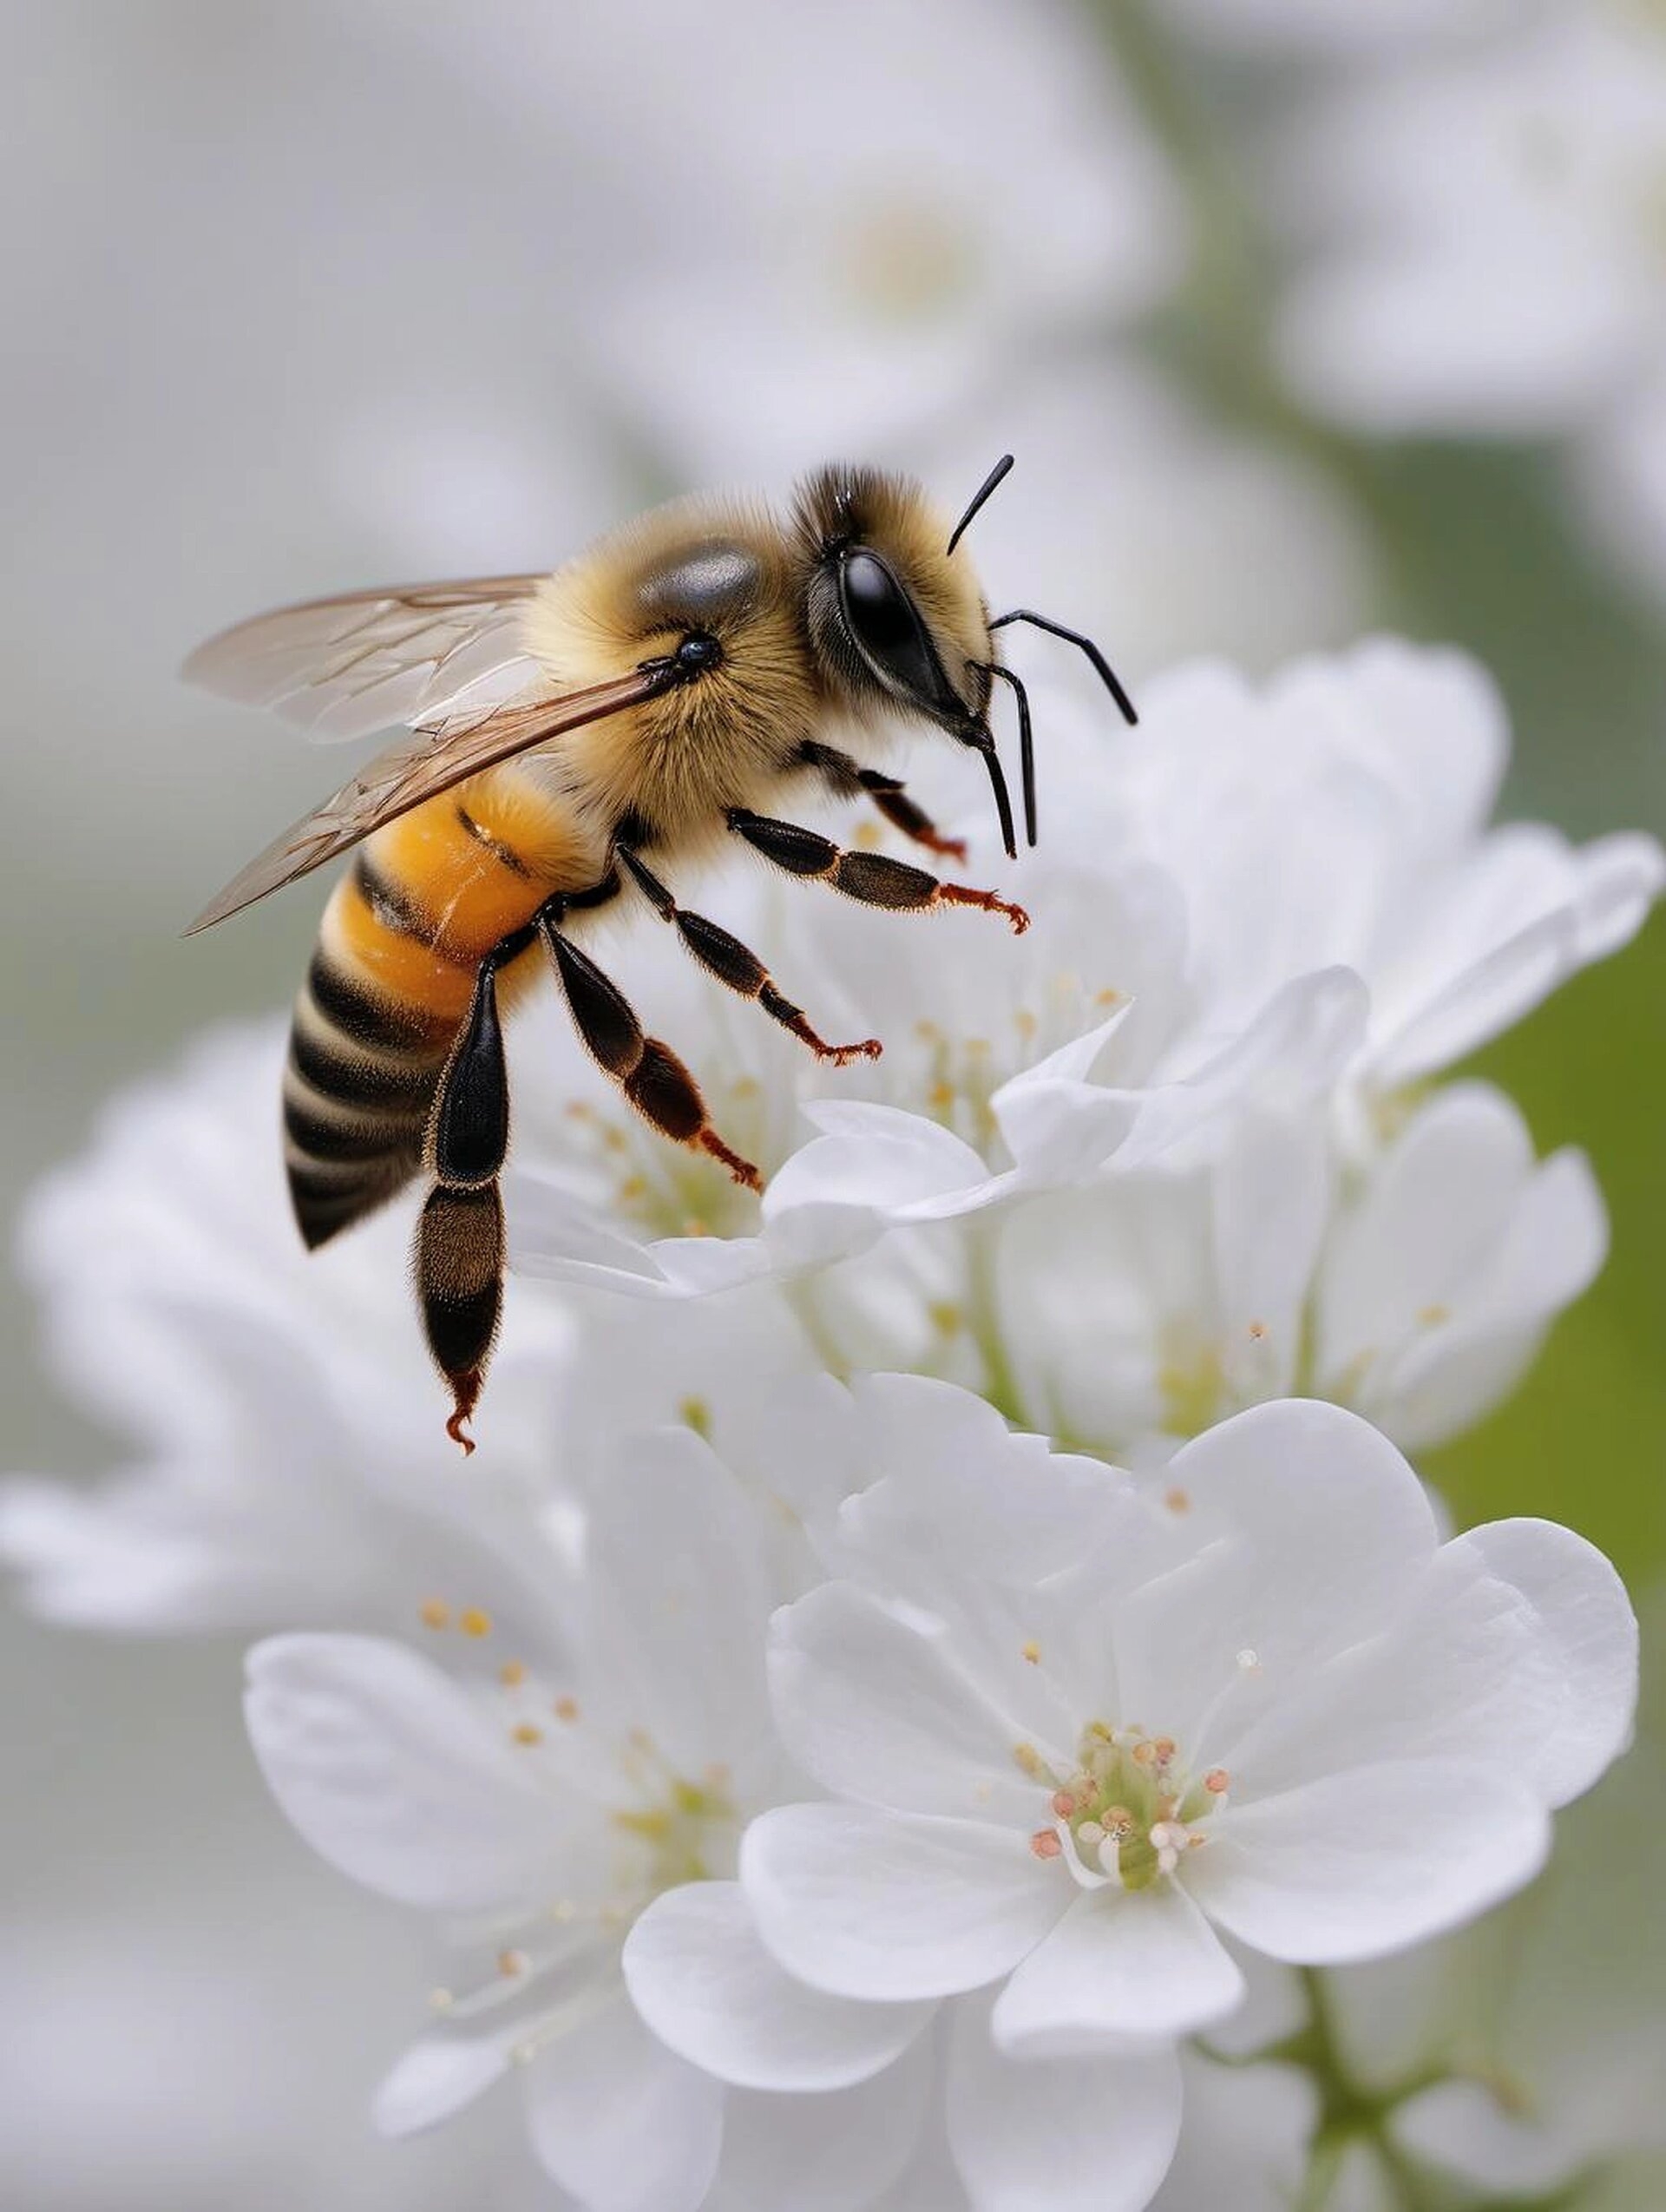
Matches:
[3,3,1663,2205]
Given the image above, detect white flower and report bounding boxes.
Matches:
[579,0,1184,480]
[739,1378,1636,2055]
[992,1078,1606,1465]
[1267,10,1666,438]
[514,635,1658,1316]
[369,0,1181,482]
[0,1023,579,1634]
[245,1426,933,2212]
[1107,641,1663,1120]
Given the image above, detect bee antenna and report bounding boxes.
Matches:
[946,453,1015,558]
[988,607,1138,727]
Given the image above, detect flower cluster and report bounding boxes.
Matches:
[5,627,1660,2209]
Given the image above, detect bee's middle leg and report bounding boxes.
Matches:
[615,845,881,1066]
[537,906,763,1193]
[796,738,969,862]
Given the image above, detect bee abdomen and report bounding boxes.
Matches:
[283,941,455,1251]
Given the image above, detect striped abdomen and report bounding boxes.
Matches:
[283,765,596,1250]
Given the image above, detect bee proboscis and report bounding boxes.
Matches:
[187,457,1134,1447]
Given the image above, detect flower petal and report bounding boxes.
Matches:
[372,2030,514,2136]
[991,1885,1245,2053]
[1446,1519,1636,1807]
[244,1634,567,1913]
[624,1882,933,2091]
[582,1428,773,1778]
[768,1582,1035,1823]
[743,1804,1063,2001]
[948,1996,1183,2212]
[1187,1758,1550,1962]
[707,2036,935,2211]
[521,1987,725,2212]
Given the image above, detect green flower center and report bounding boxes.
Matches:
[1020,1720,1230,1890]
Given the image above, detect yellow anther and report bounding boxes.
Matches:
[1164,1487,1190,1514]
[1020,1640,1041,1664]
[679,1397,712,1439]
[498,1660,527,1687]
[459,1607,492,1638]
[927,1301,965,1336]
[511,1723,544,1747]
[618,1175,648,1201]
[418,1598,451,1631]
[497,1949,528,1979]
[554,1696,580,1723]
[1013,1742,1045,1776]
[1418,1303,1452,1327]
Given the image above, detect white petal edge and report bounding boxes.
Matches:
[743,1803,1065,2001]
[1187,1758,1551,1964]
[244,1634,565,1913]
[521,1988,725,2212]
[623,1881,934,2091]
[991,1884,1245,2054]
[948,1995,1184,2212]
[1447,1518,1637,1807]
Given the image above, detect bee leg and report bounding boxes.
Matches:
[537,908,763,1192]
[725,810,1029,935]
[796,739,968,862]
[419,951,512,1454]
[615,845,882,1066]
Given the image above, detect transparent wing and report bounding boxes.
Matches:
[187,669,670,935]
[182,576,547,745]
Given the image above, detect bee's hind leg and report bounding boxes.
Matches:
[538,906,763,1194]
[614,844,882,1067]
[419,948,514,1455]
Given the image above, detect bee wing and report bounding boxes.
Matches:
[186,668,671,935]
[182,576,548,745]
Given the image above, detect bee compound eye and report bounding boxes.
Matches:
[837,551,939,701]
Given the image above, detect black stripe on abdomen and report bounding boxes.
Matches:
[284,949,453,1250]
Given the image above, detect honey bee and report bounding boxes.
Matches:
[187,457,1134,1447]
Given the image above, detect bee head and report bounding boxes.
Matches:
[793,465,995,739]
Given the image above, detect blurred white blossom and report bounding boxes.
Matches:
[1269,10,1666,441]
[247,1425,937,2212]
[1323,1743,1666,2209]
[0,1026,578,1637]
